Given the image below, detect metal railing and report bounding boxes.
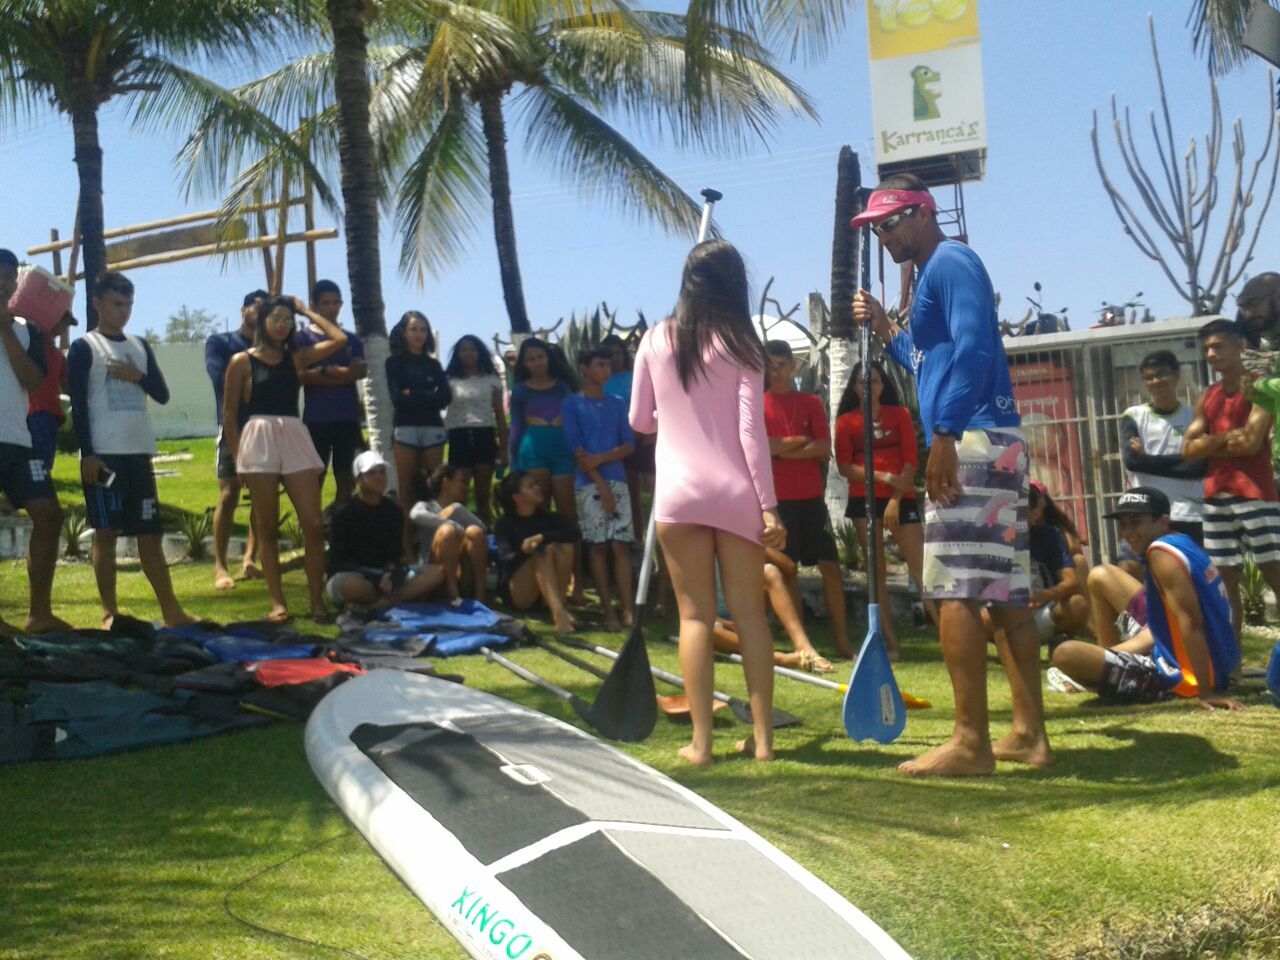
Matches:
[1003,315,1216,563]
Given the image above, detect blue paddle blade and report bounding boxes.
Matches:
[842,603,906,743]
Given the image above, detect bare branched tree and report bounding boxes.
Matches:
[1092,15,1280,315]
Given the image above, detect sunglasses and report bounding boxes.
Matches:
[870,206,917,237]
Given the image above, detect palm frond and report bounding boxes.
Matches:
[1188,0,1278,75]
[547,12,814,151]
[516,83,702,238]
[394,101,489,279]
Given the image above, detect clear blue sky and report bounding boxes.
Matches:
[3,3,1278,350]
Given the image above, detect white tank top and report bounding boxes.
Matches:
[0,321,34,447]
[1123,402,1202,522]
[82,331,157,455]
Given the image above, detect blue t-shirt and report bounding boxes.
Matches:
[604,370,633,402]
[294,326,364,424]
[886,240,1019,443]
[561,392,634,488]
[1144,533,1239,696]
[204,330,253,426]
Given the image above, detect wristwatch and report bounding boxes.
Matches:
[933,426,960,440]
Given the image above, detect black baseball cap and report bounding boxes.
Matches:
[1103,486,1171,519]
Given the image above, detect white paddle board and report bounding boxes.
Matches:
[306,670,911,960]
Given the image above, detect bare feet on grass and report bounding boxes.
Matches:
[736,735,775,762]
[164,611,202,628]
[241,562,263,581]
[677,743,715,767]
[991,731,1055,768]
[214,570,236,591]
[552,611,577,634]
[899,737,996,777]
[264,605,291,625]
[24,614,72,634]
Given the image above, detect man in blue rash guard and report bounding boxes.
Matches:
[852,173,1051,777]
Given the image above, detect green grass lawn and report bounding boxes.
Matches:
[2,441,1279,960]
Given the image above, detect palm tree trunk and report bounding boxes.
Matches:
[478,91,531,334]
[825,147,862,528]
[326,0,395,480]
[70,97,106,330]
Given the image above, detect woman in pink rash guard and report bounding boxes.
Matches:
[630,240,786,765]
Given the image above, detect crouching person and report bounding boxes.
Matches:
[1051,487,1244,710]
[326,451,445,616]
[494,470,580,633]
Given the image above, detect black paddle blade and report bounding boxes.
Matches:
[588,621,657,742]
[725,697,804,729]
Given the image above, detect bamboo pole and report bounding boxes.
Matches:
[27,197,309,255]
[255,191,274,290]
[301,122,318,293]
[271,173,291,296]
[69,228,337,278]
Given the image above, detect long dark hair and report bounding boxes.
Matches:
[445,334,496,379]
[667,240,765,390]
[1030,484,1080,541]
[836,361,899,416]
[425,463,462,501]
[515,337,576,388]
[254,295,298,350]
[389,310,436,356]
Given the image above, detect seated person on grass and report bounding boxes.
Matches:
[1022,481,1089,642]
[409,463,489,604]
[562,346,636,631]
[1084,559,1149,650]
[326,451,445,617]
[494,470,580,633]
[1050,487,1244,710]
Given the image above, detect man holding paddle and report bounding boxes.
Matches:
[852,174,1052,776]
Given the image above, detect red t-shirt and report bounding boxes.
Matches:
[1203,381,1277,501]
[27,337,66,421]
[834,405,918,500]
[763,389,829,501]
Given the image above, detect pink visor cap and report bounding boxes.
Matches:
[850,189,937,228]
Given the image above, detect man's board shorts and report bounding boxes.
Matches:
[307,420,366,479]
[393,425,447,450]
[26,412,60,472]
[447,427,498,469]
[1202,494,1280,567]
[516,424,575,477]
[1098,647,1173,704]
[575,480,635,545]
[84,453,162,536]
[215,427,238,480]
[0,442,55,508]
[921,427,1031,606]
[777,497,839,566]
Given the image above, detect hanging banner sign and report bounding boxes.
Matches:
[867,0,988,174]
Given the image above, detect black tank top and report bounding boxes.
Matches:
[244,353,301,417]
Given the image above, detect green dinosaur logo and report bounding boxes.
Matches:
[911,64,941,120]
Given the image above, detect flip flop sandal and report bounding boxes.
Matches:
[799,650,835,674]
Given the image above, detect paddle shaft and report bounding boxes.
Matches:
[860,221,877,599]
[482,647,586,710]
[632,186,721,605]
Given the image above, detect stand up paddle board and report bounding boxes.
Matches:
[306,670,911,960]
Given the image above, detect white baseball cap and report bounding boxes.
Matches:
[352,450,388,477]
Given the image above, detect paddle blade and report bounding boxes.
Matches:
[589,621,657,742]
[842,604,907,744]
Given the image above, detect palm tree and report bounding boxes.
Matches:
[178,1,817,337]
[0,0,290,327]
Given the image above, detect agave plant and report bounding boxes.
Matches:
[178,507,215,561]
[61,506,88,559]
[1241,557,1269,625]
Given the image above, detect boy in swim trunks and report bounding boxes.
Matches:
[1050,487,1243,710]
[853,175,1051,775]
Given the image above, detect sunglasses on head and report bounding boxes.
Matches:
[870,206,918,237]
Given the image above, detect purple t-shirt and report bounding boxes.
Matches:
[294,326,364,424]
[562,392,634,487]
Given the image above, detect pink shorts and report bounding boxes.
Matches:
[236,416,324,476]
